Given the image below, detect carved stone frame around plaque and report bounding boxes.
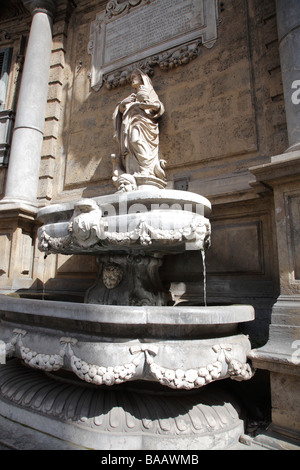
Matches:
[88,0,219,90]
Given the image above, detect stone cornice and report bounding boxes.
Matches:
[249,151,300,187]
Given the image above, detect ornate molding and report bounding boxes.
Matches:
[39,228,71,253]
[69,341,145,386]
[88,0,219,90]
[105,0,148,19]
[39,217,211,252]
[38,198,211,254]
[146,343,254,390]
[6,330,67,372]
[103,41,202,90]
[3,330,254,389]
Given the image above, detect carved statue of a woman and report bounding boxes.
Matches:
[111,69,166,191]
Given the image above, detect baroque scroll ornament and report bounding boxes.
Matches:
[105,0,149,18]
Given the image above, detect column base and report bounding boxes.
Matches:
[284,143,300,153]
[0,197,39,215]
[249,296,300,440]
[0,198,40,294]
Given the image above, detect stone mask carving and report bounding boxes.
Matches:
[102,263,123,289]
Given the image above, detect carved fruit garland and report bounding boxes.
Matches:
[3,330,254,389]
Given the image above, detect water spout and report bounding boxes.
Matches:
[201,249,207,307]
[42,254,47,301]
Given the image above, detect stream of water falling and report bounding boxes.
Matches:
[42,254,47,301]
[201,249,207,307]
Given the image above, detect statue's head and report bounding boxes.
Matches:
[131,69,144,91]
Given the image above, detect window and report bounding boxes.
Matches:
[0,48,12,111]
[0,48,13,165]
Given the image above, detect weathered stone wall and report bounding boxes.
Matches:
[43,0,286,202]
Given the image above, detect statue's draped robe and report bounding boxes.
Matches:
[113,71,165,181]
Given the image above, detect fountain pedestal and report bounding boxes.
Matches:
[85,253,169,306]
[0,294,254,450]
[37,189,211,306]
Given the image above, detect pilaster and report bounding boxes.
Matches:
[249,150,300,439]
[276,0,300,152]
[247,1,300,440]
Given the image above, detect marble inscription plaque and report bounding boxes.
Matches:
[88,0,218,90]
[104,0,205,64]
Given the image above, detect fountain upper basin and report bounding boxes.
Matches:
[37,189,212,255]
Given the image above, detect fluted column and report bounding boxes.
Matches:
[1,0,56,208]
[276,0,300,152]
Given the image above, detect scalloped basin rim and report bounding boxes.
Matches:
[1,295,254,326]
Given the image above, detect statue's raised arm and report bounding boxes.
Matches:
[111,69,167,192]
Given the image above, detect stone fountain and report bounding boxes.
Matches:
[0,70,254,450]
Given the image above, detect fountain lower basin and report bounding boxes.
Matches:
[0,295,254,390]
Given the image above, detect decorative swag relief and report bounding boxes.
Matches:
[88,0,219,90]
[4,329,254,390]
[38,198,211,254]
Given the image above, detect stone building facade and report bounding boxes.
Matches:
[0,0,299,446]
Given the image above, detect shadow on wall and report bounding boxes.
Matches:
[161,249,277,349]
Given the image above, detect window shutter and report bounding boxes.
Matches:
[0,52,4,75]
[0,48,12,111]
